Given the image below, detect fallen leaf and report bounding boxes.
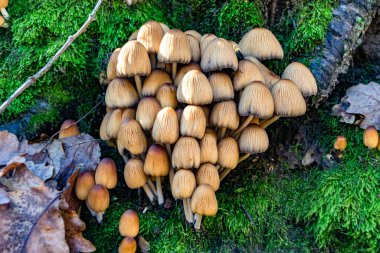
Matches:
[61,169,81,212]
[0,187,10,210]
[0,131,19,165]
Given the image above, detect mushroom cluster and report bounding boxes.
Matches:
[100,20,317,229]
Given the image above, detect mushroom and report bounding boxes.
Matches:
[59,119,80,139]
[117,41,151,97]
[185,30,202,42]
[86,184,110,223]
[137,20,164,68]
[191,184,218,230]
[201,38,238,72]
[141,69,172,97]
[117,119,147,160]
[106,109,123,139]
[282,62,318,97]
[238,124,269,163]
[156,84,178,108]
[233,60,265,92]
[105,78,139,109]
[210,100,239,139]
[173,63,201,87]
[171,170,196,223]
[106,48,121,82]
[200,34,217,55]
[159,22,170,34]
[136,97,161,131]
[245,56,281,88]
[152,107,179,146]
[217,137,239,181]
[199,129,218,164]
[0,15,9,28]
[95,158,118,189]
[187,34,201,63]
[363,126,379,149]
[118,237,137,253]
[177,70,213,105]
[0,0,9,20]
[74,170,95,201]
[333,136,347,151]
[196,163,220,191]
[208,72,234,102]
[172,137,201,170]
[119,209,140,237]
[100,111,112,141]
[180,105,206,139]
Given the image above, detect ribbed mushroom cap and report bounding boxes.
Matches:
[136,97,161,130]
[180,105,206,139]
[208,72,234,101]
[118,237,137,253]
[117,41,151,78]
[172,137,201,169]
[152,107,179,144]
[117,119,147,155]
[202,107,211,127]
[200,34,217,55]
[244,56,280,88]
[95,158,118,189]
[217,137,239,169]
[59,119,80,139]
[239,28,283,60]
[238,125,269,154]
[201,38,238,72]
[106,109,123,139]
[271,79,306,117]
[185,30,202,42]
[124,158,147,189]
[86,184,110,212]
[190,184,218,216]
[75,170,95,200]
[196,163,220,191]
[100,111,112,141]
[211,101,239,130]
[363,126,379,148]
[159,22,170,34]
[174,63,201,86]
[199,129,218,164]
[158,29,191,64]
[282,62,318,97]
[334,136,347,151]
[156,84,178,108]
[119,209,140,237]
[128,30,139,41]
[142,69,172,97]
[107,48,121,81]
[238,82,274,119]
[122,109,136,121]
[137,20,164,54]
[187,34,201,62]
[171,170,196,199]
[177,70,213,105]
[144,144,170,177]
[105,78,139,109]
[233,60,265,91]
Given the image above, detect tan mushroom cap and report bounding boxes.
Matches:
[238,82,274,119]
[142,70,172,97]
[144,144,170,177]
[363,126,379,148]
[128,30,139,41]
[86,184,110,212]
[177,70,213,105]
[334,136,347,151]
[117,41,151,77]
[75,170,95,201]
[208,72,234,101]
[59,119,80,139]
[117,119,147,155]
[118,237,137,253]
[271,79,306,117]
[180,105,206,139]
[210,101,240,130]
[119,209,140,237]
[238,125,269,154]
[136,97,161,130]
[159,22,170,34]
[282,62,318,97]
[171,169,196,199]
[174,63,201,86]
[105,78,139,109]
[217,137,239,170]
[229,40,240,53]
[124,158,147,189]
[106,109,123,139]
[196,163,220,191]
[244,56,280,89]
[122,109,136,121]
[100,111,112,141]
[107,48,121,81]
[199,129,218,164]
[239,28,284,60]
[156,84,178,108]
[200,34,217,55]
[190,184,218,216]
[95,158,118,189]
[201,38,238,72]
[0,0,9,8]
[233,60,265,91]
[152,107,179,144]
[172,137,201,169]
[187,34,201,62]
[158,29,191,64]
[137,20,164,54]
[185,30,202,42]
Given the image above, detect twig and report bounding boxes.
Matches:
[241,204,255,226]
[0,0,104,114]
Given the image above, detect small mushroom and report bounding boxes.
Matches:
[282,62,318,97]
[118,236,137,253]
[196,163,220,191]
[106,109,123,139]
[333,136,347,151]
[95,158,118,189]
[187,34,201,63]
[74,170,95,201]
[159,22,170,34]
[245,56,281,88]
[99,111,112,141]
[86,184,110,223]
[117,119,147,158]
[238,125,269,163]
[106,48,121,82]
[171,170,196,223]
[59,119,80,139]
[363,126,379,149]
[233,60,265,92]
[136,97,161,131]
[191,184,218,230]
[180,105,206,139]
[185,30,202,42]
[210,100,240,139]
[141,69,172,97]
[173,63,201,87]
[201,38,238,72]
[156,84,178,108]
[200,34,217,55]
[199,129,218,164]
[152,107,179,145]
[137,20,164,68]
[172,137,201,170]
[177,70,213,105]
[0,0,9,20]
[208,72,234,102]
[217,137,239,181]
[105,78,139,109]
[119,209,140,237]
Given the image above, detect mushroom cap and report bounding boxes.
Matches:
[118,236,137,253]
[100,111,112,141]
[217,137,239,169]
[152,107,179,144]
[136,97,161,130]
[208,72,234,101]
[0,16,5,27]
[158,29,191,64]
[144,144,170,177]
[107,48,121,81]
[156,84,178,108]
[271,79,306,117]
[59,119,80,139]
[229,40,240,53]
[171,169,196,199]
[187,34,201,63]
[117,41,151,77]
[119,209,140,237]
[172,137,201,169]
[117,119,147,155]
[239,28,284,60]
[121,108,136,121]
[199,129,218,164]
[363,126,379,148]
[281,62,318,97]
[196,163,220,191]
[334,136,347,151]
[86,184,110,212]
[128,30,139,41]
[200,34,217,55]
[185,30,202,42]
[233,60,265,91]
[106,109,123,139]
[105,78,139,109]
[244,56,280,88]
[75,170,95,200]
[238,125,269,154]
[159,22,170,34]
[201,38,238,72]
[238,82,274,119]
[210,101,240,130]
[137,20,164,54]
[180,105,206,139]
[177,70,213,105]
[174,63,201,86]
[124,158,147,189]
[0,0,8,8]
[190,184,218,216]
[142,69,173,97]
[95,158,118,189]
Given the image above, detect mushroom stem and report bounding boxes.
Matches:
[156,176,164,205]
[134,75,143,98]
[194,215,203,230]
[86,202,97,217]
[217,127,227,140]
[187,198,193,222]
[251,117,259,125]
[96,212,105,223]
[183,199,193,223]
[142,184,155,203]
[147,179,157,196]
[149,53,156,69]
[260,116,280,129]
[172,63,177,80]
[219,168,232,182]
[1,8,9,20]
[233,115,254,138]
[238,153,251,164]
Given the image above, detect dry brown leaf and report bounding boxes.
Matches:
[0,131,19,165]
[61,169,81,212]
